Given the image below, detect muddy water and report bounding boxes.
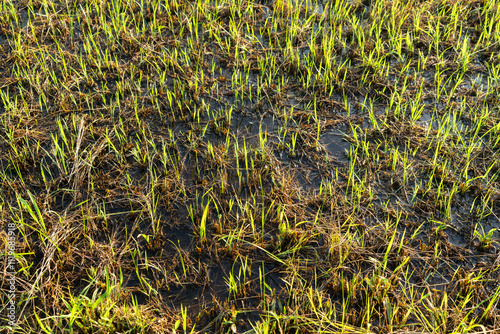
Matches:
[320,127,351,163]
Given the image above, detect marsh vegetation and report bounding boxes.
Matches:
[1,0,500,332]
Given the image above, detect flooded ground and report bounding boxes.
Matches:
[0,0,499,332]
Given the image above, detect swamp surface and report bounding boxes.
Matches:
[1,0,500,333]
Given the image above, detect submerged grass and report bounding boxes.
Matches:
[1,0,500,332]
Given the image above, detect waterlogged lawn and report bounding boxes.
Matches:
[1,0,500,332]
